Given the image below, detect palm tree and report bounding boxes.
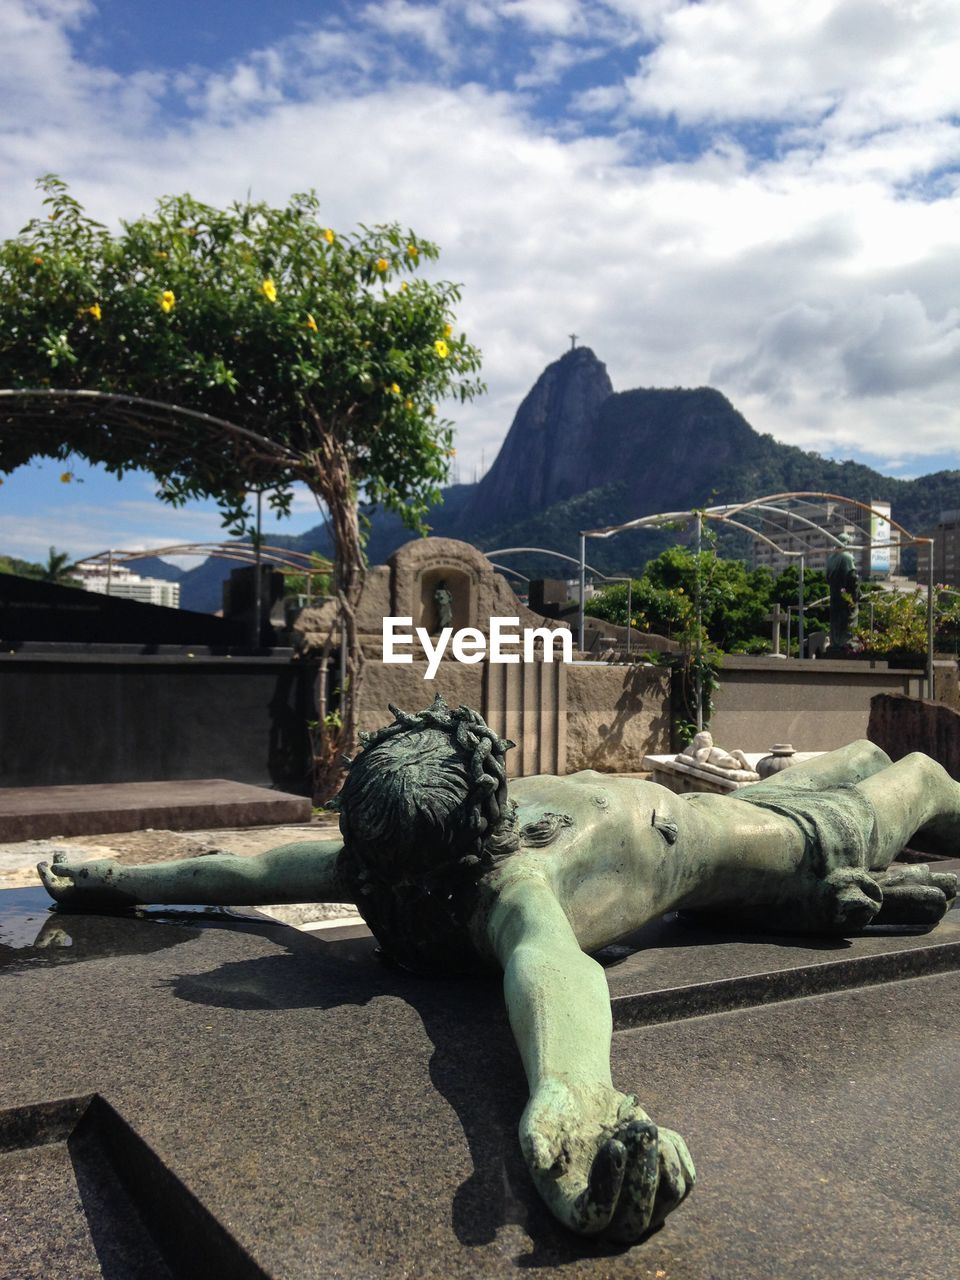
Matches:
[41,546,76,584]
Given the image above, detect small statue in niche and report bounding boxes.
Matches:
[433,579,454,632]
[825,533,861,652]
[39,696,960,1245]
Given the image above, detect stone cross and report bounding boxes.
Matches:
[569,333,578,350]
[766,602,785,656]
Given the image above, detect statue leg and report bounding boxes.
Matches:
[38,839,350,911]
[851,755,959,926]
[748,739,891,796]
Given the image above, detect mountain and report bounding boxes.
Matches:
[176,346,960,605]
[129,556,185,583]
[458,347,614,530]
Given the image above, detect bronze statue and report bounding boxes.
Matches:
[825,534,860,651]
[38,696,959,1245]
[433,580,454,631]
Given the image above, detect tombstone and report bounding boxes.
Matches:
[765,602,787,658]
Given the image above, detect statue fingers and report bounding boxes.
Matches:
[573,1136,627,1233]
[602,1119,660,1242]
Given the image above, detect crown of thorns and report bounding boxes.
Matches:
[336,693,516,842]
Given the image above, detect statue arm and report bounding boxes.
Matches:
[38,839,353,910]
[484,876,694,1241]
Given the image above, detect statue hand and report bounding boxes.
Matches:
[37,854,136,912]
[520,1079,694,1242]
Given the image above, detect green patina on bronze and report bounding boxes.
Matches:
[39,694,960,1245]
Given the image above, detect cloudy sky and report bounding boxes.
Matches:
[2,0,959,563]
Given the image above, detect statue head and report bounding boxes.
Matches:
[334,695,518,972]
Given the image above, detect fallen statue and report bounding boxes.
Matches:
[38,696,959,1244]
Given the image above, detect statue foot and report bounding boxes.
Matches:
[871,864,957,929]
[37,854,137,912]
[814,867,884,932]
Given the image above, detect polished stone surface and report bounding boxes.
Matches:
[2,883,960,1278]
[0,779,312,841]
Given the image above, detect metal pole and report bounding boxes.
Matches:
[798,554,805,660]
[253,490,263,650]
[695,512,703,732]
[786,606,792,657]
[626,578,632,656]
[927,539,935,700]
[106,549,113,597]
[578,533,586,654]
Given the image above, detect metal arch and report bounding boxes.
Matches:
[74,542,330,575]
[486,546,634,654]
[485,545,613,579]
[488,562,530,584]
[576,491,935,699]
[716,491,920,545]
[0,387,300,465]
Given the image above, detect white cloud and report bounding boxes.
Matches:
[498,0,587,37]
[1,0,959,546]
[623,0,960,137]
[361,0,457,60]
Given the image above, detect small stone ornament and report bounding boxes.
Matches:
[756,743,798,779]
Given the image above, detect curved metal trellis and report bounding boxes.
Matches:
[576,492,935,721]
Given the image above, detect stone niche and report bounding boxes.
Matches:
[293,536,569,661]
[390,538,486,637]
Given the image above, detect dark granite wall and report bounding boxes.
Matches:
[869,691,960,777]
[0,653,315,793]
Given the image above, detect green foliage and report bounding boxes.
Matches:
[0,175,483,536]
[856,589,928,658]
[283,552,332,599]
[0,546,78,586]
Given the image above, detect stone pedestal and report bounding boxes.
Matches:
[4,880,960,1278]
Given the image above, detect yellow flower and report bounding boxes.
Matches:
[375,257,389,274]
[261,278,277,303]
[159,290,176,313]
[324,228,335,244]
[443,323,453,338]
[388,382,401,396]
[155,250,168,259]
[33,256,43,265]
[434,339,449,358]
[60,471,73,483]
[399,282,408,292]
[304,313,318,332]
[403,398,414,410]
[86,303,101,322]
[406,243,418,259]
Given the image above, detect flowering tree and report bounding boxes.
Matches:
[0,176,483,793]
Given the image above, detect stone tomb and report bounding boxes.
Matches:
[297,536,570,658]
[297,538,574,776]
[4,880,960,1279]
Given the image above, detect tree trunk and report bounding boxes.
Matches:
[307,441,366,802]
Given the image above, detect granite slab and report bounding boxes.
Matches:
[0,780,312,841]
[2,884,960,1279]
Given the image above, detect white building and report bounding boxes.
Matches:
[748,499,899,579]
[75,565,180,609]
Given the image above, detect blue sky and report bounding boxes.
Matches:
[2,0,960,563]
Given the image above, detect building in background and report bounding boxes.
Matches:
[749,499,899,579]
[74,564,180,608]
[916,511,960,587]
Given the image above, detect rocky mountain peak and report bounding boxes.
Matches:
[459,346,614,531]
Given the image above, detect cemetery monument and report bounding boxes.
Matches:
[39,695,959,1245]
